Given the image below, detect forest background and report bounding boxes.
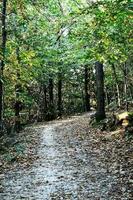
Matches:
[0,0,133,133]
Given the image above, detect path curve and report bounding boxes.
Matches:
[0,114,132,199]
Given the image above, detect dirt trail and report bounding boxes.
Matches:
[0,113,132,200]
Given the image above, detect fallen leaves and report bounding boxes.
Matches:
[0,113,133,199]
[0,126,43,173]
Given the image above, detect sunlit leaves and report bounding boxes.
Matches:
[3,0,133,119]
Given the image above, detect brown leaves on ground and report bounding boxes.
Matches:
[55,114,133,198]
[0,126,43,173]
[0,113,133,199]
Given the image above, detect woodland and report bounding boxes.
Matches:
[0,1,133,199]
[0,0,133,134]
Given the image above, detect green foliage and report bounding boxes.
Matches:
[1,0,133,127]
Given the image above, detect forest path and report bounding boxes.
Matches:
[0,113,132,200]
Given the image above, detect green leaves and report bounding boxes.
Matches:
[2,0,133,123]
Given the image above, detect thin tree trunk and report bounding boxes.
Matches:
[111,64,121,107]
[95,61,106,121]
[113,84,120,107]
[14,72,21,132]
[57,72,62,117]
[84,65,91,112]
[48,78,55,120]
[123,62,128,111]
[105,86,110,111]
[42,85,47,120]
[49,78,54,104]
[14,48,21,132]
[0,0,7,130]
[129,84,133,101]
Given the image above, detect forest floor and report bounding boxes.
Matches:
[0,113,133,200]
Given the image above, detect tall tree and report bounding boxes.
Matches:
[95,62,106,121]
[57,71,63,117]
[111,64,121,108]
[0,0,7,130]
[84,65,91,112]
[48,77,55,120]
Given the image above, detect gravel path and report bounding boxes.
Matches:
[0,114,132,199]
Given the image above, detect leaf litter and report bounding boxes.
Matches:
[0,113,133,199]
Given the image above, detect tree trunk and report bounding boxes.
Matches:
[48,78,55,120]
[84,65,91,111]
[57,72,62,117]
[95,62,106,121]
[14,48,21,132]
[129,84,133,102]
[42,85,48,120]
[14,74,21,132]
[0,0,7,130]
[49,78,53,104]
[105,86,110,111]
[111,64,121,107]
[123,62,128,111]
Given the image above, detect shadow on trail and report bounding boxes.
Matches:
[0,112,131,200]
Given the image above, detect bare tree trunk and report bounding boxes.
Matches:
[111,64,121,107]
[0,0,7,130]
[123,62,128,111]
[129,84,133,101]
[49,78,54,105]
[84,65,91,112]
[14,48,21,132]
[57,72,62,117]
[105,86,110,111]
[14,72,21,132]
[48,78,55,120]
[41,84,48,120]
[95,62,106,121]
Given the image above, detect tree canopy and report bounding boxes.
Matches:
[0,0,133,132]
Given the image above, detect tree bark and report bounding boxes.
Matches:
[105,86,110,111]
[111,64,121,107]
[84,65,91,112]
[0,0,7,130]
[42,84,48,120]
[123,62,128,111]
[49,78,54,104]
[95,61,106,121]
[48,78,55,120]
[57,72,62,117]
[14,48,21,132]
[14,75,21,132]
